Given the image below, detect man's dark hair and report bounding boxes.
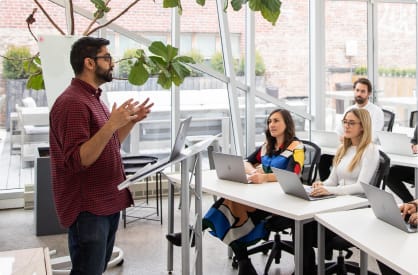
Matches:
[353,77,372,94]
[70,37,110,75]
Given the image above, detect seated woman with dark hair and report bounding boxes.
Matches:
[166,108,305,275]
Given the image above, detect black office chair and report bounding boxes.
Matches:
[410,110,418,128]
[300,140,321,186]
[233,140,321,274]
[324,150,390,275]
[382,109,395,132]
[121,155,163,227]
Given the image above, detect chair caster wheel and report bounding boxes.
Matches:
[232,258,239,269]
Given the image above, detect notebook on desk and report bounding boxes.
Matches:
[361,182,417,233]
[212,152,252,184]
[118,116,192,190]
[377,131,418,157]
[311,130,340,149]
[272,167,335,201]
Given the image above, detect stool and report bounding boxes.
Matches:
[121,155,163,227]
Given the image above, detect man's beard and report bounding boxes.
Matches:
[95,67,113,83]
[355,96,366,105]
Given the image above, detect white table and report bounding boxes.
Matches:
[167,170,368,275]
[378,96,418,124]
[326,91,354,113]
[0,247,52,275]
[315,208,418,275]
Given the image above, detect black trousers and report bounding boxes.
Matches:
[386,165,414,203]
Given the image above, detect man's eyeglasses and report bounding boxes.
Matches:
[91,55,112,63]
[342,120,361,127]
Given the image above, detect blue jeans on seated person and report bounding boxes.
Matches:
[68,211,120,275]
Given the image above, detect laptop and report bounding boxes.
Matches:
[361,182,417,233]
[118,116,192,190]
[311,130,340,148]
[212,152,252,184]
[272,167,335,201]
[377,131,418,157]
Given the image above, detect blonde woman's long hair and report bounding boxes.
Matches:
[333,108,372,172]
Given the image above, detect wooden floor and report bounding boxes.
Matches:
[0,128,34,191]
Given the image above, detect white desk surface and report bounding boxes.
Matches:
[168,170,368,221]
[315,208,418,275]
[167,169,368,275]
[0,247,52,275]
[379,96,418,108]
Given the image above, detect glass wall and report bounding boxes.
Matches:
[325,0,367,130]
[376,2,417,126]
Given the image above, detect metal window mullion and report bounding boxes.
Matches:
[171,8,181,168]
[245,6,256,155]
[216,0,244,156]
[416,2,418,109]
[310,0,326,130]
[367,0,379,102]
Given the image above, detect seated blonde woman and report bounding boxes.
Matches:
[311,108,380,196]
[302,108,380,272]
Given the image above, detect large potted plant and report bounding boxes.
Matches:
[22,0,281,95]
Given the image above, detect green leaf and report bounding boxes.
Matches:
[26,74,44,90]
[148,41,169,61]
[128,61,149,86]
[231,0,243,11]
[196,0,205,6]
[248,0,262,11]
[163,0,179,8]
[157,73,172,89]
[172,62,191,80]
[174,56,195,64]
[248,0,281,25]
[165,44,179,61]
[149,56,168,70]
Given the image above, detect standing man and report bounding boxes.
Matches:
[49,37,153,275]
[318,77,384,180]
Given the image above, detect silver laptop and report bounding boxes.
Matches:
[118,117,192,190]
[311,130,340,148]
[272,167,335,201]
[212,152,251,184]
[361,182,417,233]
[377,131,418,157]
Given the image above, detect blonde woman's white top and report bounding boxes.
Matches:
[323,143,379,195]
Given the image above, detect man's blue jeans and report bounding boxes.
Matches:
[68,211,120,275]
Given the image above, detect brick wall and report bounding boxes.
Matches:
[0,0,416,100]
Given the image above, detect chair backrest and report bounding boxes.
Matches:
[369,150,391,189]
[410,110,418,128]
[382,109,395,132]
[300,140,321,186]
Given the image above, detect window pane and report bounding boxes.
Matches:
[376,3,417,126]
[325,1,367,130]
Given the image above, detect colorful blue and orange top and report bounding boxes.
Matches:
[246,138,304,175]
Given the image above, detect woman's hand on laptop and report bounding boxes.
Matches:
[310,183,331,197]
[400,201,417,218]
[407,213,418,226]
[311,181,323,188]
[247,172,266,184]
